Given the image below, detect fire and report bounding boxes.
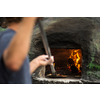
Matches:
[69,49,81,73]
[67,65,71,71]
[53,63,55,67]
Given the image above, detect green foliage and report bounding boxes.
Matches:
[88,52,100,70]
[88,63,100,70]
[87,71,100,78]
[0,27,6,33]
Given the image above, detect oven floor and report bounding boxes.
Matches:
[32,77,82,84]
[46,74,81,79]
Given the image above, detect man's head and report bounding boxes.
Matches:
[5,17,23,26]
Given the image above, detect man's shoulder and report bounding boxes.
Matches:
[0,29,15,39]
[0,29,16,55]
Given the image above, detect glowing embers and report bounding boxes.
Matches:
[45,49,82,78]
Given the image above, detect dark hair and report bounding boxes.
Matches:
[5,17,23,25]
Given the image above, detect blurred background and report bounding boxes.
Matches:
[0,17,7,32]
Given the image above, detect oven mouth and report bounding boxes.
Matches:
[45,48,82,79]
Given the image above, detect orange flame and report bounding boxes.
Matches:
[69,49,81,73]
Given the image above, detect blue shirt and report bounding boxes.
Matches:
[0,29,31,84]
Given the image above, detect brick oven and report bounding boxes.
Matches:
[29,17,100,84]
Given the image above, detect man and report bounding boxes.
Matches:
[0,17,54,84]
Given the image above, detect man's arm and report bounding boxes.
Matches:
[3,17,37,71]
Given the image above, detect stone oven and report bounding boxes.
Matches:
[29,17,100,84]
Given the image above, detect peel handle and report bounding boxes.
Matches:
[38,20,56,75]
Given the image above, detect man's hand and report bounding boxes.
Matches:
[30,55,54,74]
